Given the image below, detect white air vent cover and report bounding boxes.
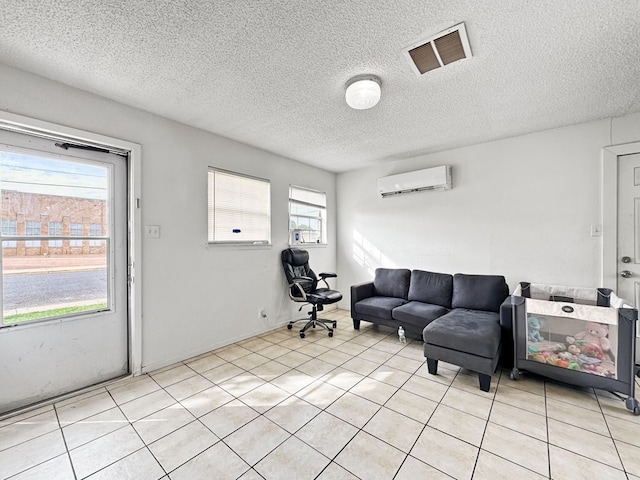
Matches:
[403,23,472,76]
[377,165,452,197]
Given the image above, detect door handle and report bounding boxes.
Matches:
[620,270,633,278]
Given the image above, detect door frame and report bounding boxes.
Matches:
[602,141,640,293]
[0,110,143,375]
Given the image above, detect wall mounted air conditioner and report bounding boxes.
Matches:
[377,165,452,197]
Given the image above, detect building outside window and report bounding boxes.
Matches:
[49,221,62,247]
[1,220,17,248]
[70,222,83,247]
[89,223,102,246]
[25,221,41,247]
[289,185,327,244]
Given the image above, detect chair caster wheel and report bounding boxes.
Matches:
[300,332,305,338]
[312,324,316,328]
[333,322,337,328]
[328,331,333,337]
[287,325,293,330]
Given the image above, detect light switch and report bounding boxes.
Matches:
[145,225,160,238]
[590,224,602,237]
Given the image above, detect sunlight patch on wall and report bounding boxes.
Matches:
[352,229,396,276]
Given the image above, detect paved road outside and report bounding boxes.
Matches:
[3,254,106,274]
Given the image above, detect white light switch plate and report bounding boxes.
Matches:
[145,225,160,238]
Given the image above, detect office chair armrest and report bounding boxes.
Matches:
[319,272,337,279]
[290,276,314,300]
[292,275,315,283]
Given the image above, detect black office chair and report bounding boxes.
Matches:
[281,248,342,338]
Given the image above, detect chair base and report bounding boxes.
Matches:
[287,305,337,338]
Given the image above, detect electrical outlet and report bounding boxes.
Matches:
[590,224,602,237]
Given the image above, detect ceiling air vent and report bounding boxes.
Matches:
[403,23,472,76]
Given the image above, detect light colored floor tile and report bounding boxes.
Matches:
[326,391,380,428]
[148,420,218,473]
[410,426,478,480]
[321,368,364,391]
[255,435,330,480]
[231,352,270,371]
[428,404,486,447]
[315,461,359,480]
[275,350,313,368]
[615,439,640,477]
[270,369,316,394]
[256,344,291,360]
[335,431,405,480]
[549,445,626,480]
[350,334,383,348]
[108,376,161,405]
[278,337,307,350]
[317,349,353,366]
[334,341,368,356]
[546,397,609,435]
[9,453,75,480]
[62,407,128,450]
[150,364,196,388]
[401,374,449,403]
[56,391,117,425]
[548,418,622,469]
[494,383,546,415]
[368,364,412,388]
[295,380,346,408]
[219,372,266,397]
[385,389,438,424]
[238,468,265,480]
[441,386,493,420]
[0,409,59,451]
[239,337,275,353]
[363,407,424,453]
[215,345,253,362]
[545,381,599,412]
[481,421,548,475]
[0,431,66,479]
[239,383,291,414]
[119,389,176,423]
[264,396,321,433]
[297,342,330,357]
[373,339,407,355]
[497,370,546,396]
[450,371,499,397]
[605,413,640,447]
[349,377,397,405]
[179,385,234,418]
[201,363,245,384]
[85,448,164,480]
[199,399,259,439]
[415,362,457,385]
[395,455,451,479]
[597,392,640,423]
[473,449,547,480]
[0,405,54,428]
[164,374,214,401]
[225,416,290,466]
[341,357,380,376]
[384,355,423,374]
[249,360,292,380]
[489,401,547,441]
[53,388,108,409]
[295,358,337,377]
[132,402,195,444]
[69,425,144,479]
[170,442,250,480]
[296,411,358,458]
[358,347,394,364]
[185,353,226,374]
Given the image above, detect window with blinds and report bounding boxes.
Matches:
[289,185,327,244]
[208,168,271,244]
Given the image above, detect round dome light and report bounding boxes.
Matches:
[345,75,381,110]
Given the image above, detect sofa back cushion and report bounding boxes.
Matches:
[408,270,453,308]
[452,273,509,312]
[373,268,411,299]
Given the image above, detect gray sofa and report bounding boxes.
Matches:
[351,268,509,391]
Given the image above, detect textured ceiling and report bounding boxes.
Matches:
[0,1,639,172]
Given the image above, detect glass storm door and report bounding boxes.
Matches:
[0,129,128,414]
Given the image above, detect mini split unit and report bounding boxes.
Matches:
[377,165,452,197]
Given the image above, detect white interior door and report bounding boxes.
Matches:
[0,129,128,414]
[616,152,640,364]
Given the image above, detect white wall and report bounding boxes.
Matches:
[0,63,337,371]
[336,114,640,300]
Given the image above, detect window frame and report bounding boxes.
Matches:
[25,221,41,248]
[207,167,271,245]
[69,222,83,247]
[48,221,63,247]
[1,220,17,248]
[288,185,327,246]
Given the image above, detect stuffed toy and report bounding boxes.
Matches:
[527,316,545,342]
[567,322,610,353]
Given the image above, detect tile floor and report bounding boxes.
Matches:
[1,309,640,480]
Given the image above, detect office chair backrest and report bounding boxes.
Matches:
[281,248,318,296]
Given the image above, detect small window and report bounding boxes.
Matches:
[25,221,41,247]
[49,221,62,247]
[70,222,83,247]
[208,168,271,244]
[89,223,102,246]
[1,220,17,248]
[289,186,327,244]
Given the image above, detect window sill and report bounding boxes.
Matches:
[288,243,327,248]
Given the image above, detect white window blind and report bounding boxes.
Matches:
[208,168,271,244]
[289,185,327,244]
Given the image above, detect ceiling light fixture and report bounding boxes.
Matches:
[345,75,381,110]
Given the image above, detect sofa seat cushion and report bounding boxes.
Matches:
[408,270,453,308]
[355,297,406,320]
[392,301,449,330]
[423,309,501,359]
